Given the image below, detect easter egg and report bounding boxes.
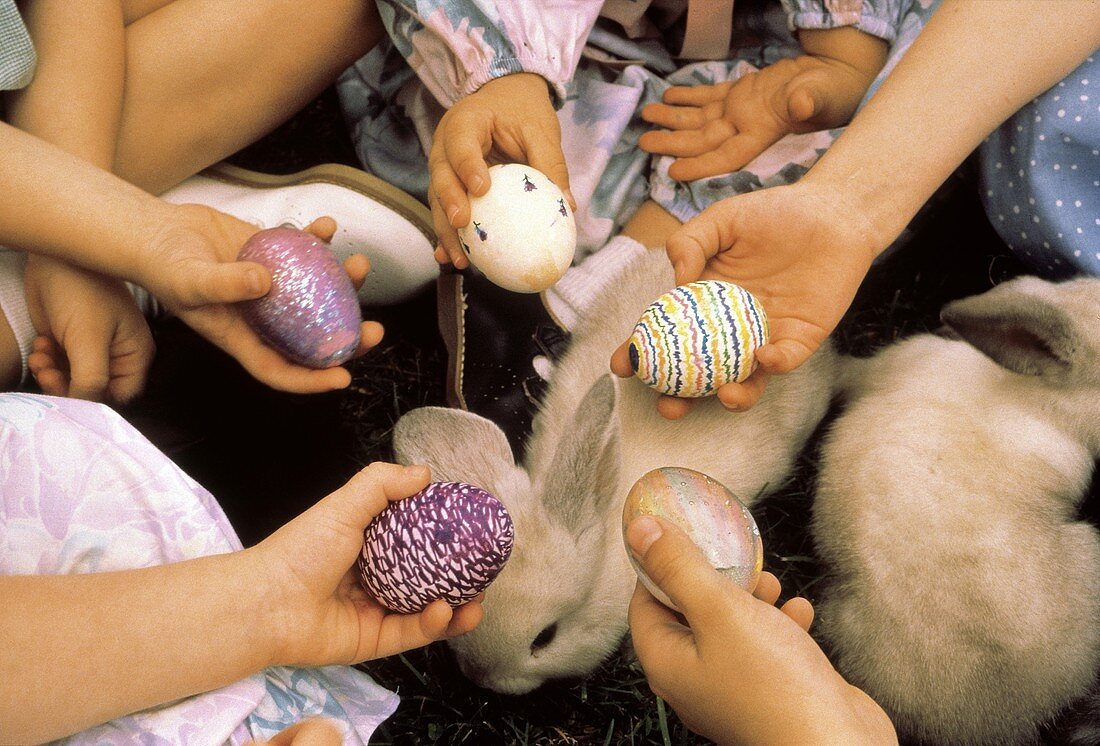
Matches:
[628,281,768,398]
[457,163,576,293]
[358,481,514,614]
[238,226,362,368]
[622,466,762,611]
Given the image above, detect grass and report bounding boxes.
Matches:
[127,90,1096,744]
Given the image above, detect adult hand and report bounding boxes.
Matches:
[137,205,384,394]
[626,516,896,745]
[428,72,574,266]
[24,256,155,404]
[254,462,483,668]
[611,179,882,417]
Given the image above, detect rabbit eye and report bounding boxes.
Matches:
[531,623,558,653]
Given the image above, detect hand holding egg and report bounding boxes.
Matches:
[623,466,762,611]
[457,164,577,293]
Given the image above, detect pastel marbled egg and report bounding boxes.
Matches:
[457,163,576,293]
[239,226,362,368]
[622,466,762,611]
[628,281,769,398]
[358,481,514,614]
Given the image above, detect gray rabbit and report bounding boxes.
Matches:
[814,275,1100,745]
[394,245,838,694]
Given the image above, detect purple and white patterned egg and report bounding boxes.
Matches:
[358,481,514,614]
[622,466,762,611]
[457,163,576,293]
[238,226,362,368]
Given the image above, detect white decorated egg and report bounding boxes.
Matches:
[622,466,762,611]
[628,280,769,398]
[358,481,514,614]
[457,163,576,293]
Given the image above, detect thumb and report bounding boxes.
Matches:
[626,516,750,634]
[666,201,738,284]
[175,260,271,306]
[786,85,821,125]
[321,462,432,531]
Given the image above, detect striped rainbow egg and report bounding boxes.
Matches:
[358,481,514,614]
[622,466,763,612]
[628,280,769,398]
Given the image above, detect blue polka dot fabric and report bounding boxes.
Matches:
[980,54,1099,278]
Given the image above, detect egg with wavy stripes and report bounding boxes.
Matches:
[358,482,514,614]
[628,280,768,398]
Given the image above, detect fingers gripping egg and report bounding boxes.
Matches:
[628,280,769,398]
[238,226,362,368]
[457,163,577,293]
[622,466,763,611]
[358,481,514,614]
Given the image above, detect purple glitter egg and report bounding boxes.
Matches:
[358,481,514,614]
[238,227,362,368]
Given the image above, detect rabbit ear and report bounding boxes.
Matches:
[541,375,620,532]
[392,406,516,489]
[941,277,1078,377]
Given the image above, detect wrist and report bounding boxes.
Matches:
[227,546,291,670]
[799,27,887,83]
[789,175,899,266]
[475,72,555,106]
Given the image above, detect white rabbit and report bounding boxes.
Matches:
[814,275,1100,745]
[394,246,838,694]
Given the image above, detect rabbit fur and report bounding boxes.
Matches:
[394,246,838,694]
[814,275,1100,745]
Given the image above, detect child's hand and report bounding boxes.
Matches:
[639,54,871,182]
[252,462,483,668]
[23,256,155,404]
[138,204,384,394]
[626,516,897,745]
[429,73,574,266]
[611,180,880,416]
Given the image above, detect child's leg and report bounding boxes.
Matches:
[115,0,384,194]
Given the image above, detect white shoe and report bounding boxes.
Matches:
[162,162,438,306]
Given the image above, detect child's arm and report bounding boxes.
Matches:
[626,516,896,745]
[616,0,1100,416]
[639,24,888,182]
[0,462,482,744]
[376,1,602,265]
[0,122,376,393]
[5,0,152,402]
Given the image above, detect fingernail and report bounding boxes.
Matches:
[246,268,264,295]
[404,464,431,480]
[446,204,461,226]
[470,175,485,193]
[627,516,663,556]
